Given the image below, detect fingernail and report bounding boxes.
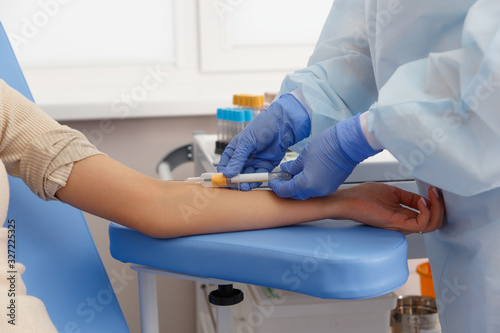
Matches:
[432,186,439,199]
[420,197,428,207]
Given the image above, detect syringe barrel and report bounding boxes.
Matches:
[267,172,292,182]
[197,172,291,188]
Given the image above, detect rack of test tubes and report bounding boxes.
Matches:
[232,94,266,116]
[214,94,261,155]
[215,93,278,155]
[215,108,253,154]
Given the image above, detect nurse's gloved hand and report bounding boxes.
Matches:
[217,94,311,190]
[269,113,382,200]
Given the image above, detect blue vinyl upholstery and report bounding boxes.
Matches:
[110,220,409,299]
[6,178,129,332]
[1,21,129,332]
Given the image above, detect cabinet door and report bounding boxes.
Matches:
[198,0,333,72]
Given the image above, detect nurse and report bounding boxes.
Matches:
[218,0,500,331]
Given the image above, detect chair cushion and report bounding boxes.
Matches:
[109,220,408,299]
[6,177,130,332]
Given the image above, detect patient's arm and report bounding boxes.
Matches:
[56,155,443,238]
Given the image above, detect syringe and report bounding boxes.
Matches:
[185,172,291,188]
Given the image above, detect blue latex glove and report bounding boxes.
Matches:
[217,94,311,190]
[269,113,382,200]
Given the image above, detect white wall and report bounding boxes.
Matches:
[62,115,217,333]
[2,0,332,122]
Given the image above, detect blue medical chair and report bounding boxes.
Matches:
[1,22,129,332]
[108,142,410,333]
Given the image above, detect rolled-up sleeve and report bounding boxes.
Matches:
[0,79,104,201]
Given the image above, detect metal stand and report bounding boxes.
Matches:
[209,284,244,333]
[157,143,194,181]
[131,264,241,333]
[137,270,159,333]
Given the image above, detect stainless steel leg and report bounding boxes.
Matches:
[137,270,159,333]
[216,306,233,333]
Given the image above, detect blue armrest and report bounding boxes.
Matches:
[109,220,408,300]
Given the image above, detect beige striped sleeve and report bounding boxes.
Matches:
[0,79,104,201]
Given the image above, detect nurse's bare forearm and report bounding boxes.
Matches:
[56,155,339,238]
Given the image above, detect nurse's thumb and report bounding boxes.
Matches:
[279,158,303,176]
[269,178,294,198]
[270,172,309,200]
[221,150,249,178]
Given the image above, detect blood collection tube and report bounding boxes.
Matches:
[185,172,292,189]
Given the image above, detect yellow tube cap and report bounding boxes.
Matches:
[211,174,228,186]
[249,95,264,107]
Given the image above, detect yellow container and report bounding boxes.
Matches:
[416,261,435,298]
[233,94,241,106]
[249,95,264,107]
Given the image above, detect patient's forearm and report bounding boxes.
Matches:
[56,155,340,238]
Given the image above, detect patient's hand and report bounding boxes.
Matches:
[335,183,444,235]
